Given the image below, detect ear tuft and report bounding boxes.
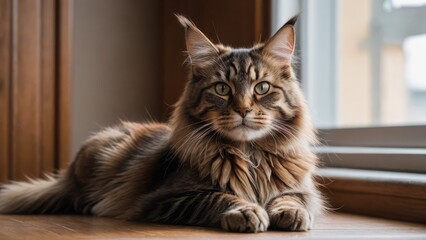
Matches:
[175,14,195,30]
[175,14,218,67]
[263,14,299,65]
[285,13,299,26]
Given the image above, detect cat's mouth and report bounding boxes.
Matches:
[215,116,270,141]
[219,120,269,141]
[224,125,269,141]
[232,126,255,133]
[229,121,258,130]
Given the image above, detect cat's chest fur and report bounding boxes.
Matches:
[194,144,310,206]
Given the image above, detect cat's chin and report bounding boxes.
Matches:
[224,126,269,142]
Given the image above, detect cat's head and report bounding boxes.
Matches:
[173,15,313,143]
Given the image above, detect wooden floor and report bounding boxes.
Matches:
[0,213,425,240]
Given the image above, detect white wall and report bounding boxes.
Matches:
[72,0,161,158]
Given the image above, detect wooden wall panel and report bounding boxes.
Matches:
[12,0,43,180]
[0,0,59,182]
[0,0,12,182]
[41,0,56,173]
[161,0,271,117]
[58,0,73,169]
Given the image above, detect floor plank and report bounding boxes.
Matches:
[0,213,425,239]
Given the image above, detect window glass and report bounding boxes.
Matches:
[317,0,426,128]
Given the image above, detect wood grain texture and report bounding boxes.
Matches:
[40,0,56,174]
[0,0,59,182]
[0,0,11,182]
[12,0,43,180]
[319,168,426,223]
[12,0,59,180]
[161,0,271,117]
[0,213,425,239]
[57,0,72,169]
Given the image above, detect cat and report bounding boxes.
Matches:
[0,15,324,233]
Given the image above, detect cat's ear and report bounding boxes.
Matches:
[176,14,219,66]
[262,15,298,65]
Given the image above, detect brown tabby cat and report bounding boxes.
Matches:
[0,15,324,232]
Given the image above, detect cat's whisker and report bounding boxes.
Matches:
[171,122,214,160]
[187,126,215,162]
[200,131,221,169]
[268,123,302,155]
[266,129,279,155]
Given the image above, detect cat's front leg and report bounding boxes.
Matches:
[143,190,269,233]
[266,193,311,231]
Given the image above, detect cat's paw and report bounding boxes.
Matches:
[269,207,311,231]
[220,204,269,233]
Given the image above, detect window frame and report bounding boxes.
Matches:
[319,125,426,148]
[272,0,426,173]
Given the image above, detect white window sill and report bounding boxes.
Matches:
[315,146,426,173]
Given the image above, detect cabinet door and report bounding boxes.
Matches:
[0,0,71,182]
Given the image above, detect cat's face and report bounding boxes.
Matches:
[177,15,302,142]
[187,48,298,142]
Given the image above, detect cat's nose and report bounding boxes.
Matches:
[235,107,253,118]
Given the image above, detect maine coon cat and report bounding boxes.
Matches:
[0,15,324,232]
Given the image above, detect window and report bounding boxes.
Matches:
[273,0,426,173]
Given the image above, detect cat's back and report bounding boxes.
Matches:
[67,121,172,216]
[71,121,171,183]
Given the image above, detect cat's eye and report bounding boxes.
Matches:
[254,82,270,95]
[215,83,230,96]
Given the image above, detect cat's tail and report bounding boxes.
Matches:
[0,174,74,214]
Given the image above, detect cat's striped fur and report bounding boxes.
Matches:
[0,15,324,232]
